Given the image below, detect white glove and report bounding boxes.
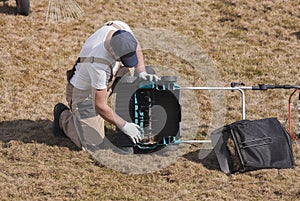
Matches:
[139,71,160,82]
[120,122,142,144]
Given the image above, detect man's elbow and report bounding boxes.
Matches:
[95,104,108,116]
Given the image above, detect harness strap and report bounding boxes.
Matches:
[78,57,111,66]
[105,21,122,30]
[67,57,114,84]
[67,22,122,84]
[78,57,114,84]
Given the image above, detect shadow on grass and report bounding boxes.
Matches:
[0,0,17,15]
[0,119,80,151]
[0,119,223,171]
[183,148,220,171]
[291,31,300,40]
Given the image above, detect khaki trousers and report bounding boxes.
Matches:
[59,66,133,149]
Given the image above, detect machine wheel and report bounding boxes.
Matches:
[119,76,137,84]
[161,76,177,82]
[16,0,30,16]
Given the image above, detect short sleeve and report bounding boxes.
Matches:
[88,66,109,90]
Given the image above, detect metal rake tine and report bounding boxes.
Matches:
[70,0,84,19]
[65,1,74,21]
[46,0,84,22]
[46,0,51,21]
[73,0,84,17]
[61,0,68,21]
[66,0,83,19]
[68,0,77,19]
[58,0,62,21]
[69,1,77,20]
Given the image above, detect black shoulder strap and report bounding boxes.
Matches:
[105,21,122,30]
[67,57,113,82]
[77,57,111,66]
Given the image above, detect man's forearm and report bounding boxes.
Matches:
[95,104,125,129]
[135,43,146,74]
[94,88,126,128]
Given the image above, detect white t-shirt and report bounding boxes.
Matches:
[70,21,133,90]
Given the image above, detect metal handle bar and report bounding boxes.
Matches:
[251,84,300,90]
[182,86,247,119]
[181,83,300,120]
[230,82,300,90]
[179,83,299,144]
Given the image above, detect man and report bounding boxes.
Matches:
[52,20,158,151]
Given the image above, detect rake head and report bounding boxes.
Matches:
[46,0,84,22]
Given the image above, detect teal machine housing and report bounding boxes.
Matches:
[114,76,181,153]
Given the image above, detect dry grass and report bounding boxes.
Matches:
[0,0,300,200]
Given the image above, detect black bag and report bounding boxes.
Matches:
[211,118,295,174]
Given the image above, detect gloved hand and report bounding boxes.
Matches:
[139,71,160,82]
[120,122,142,144]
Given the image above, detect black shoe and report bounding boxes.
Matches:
[52,103,69,137]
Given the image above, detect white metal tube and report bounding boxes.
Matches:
[237,88,246,119]
[181,86,247,119]
[180,140,212,144]
[183,86,252,90]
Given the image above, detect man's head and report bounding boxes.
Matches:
[110,30,138,67]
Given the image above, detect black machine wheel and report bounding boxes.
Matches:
[160,76,177,82]
[119,76,137,84]
[16,0,30,16]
